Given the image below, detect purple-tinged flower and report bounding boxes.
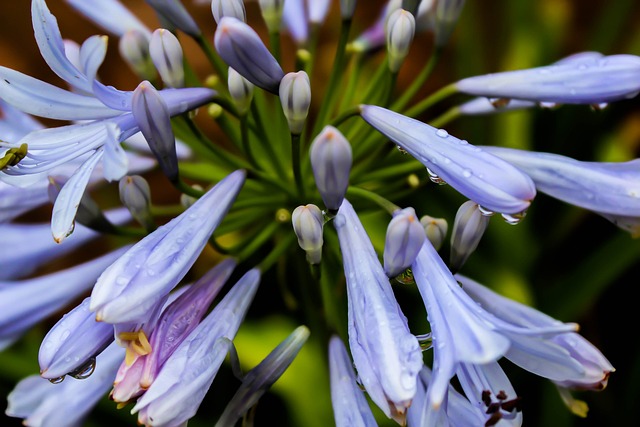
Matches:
[214,17,285,94]
[334,199,422,423]
[419,215,448,251]
[411,240,578,410]
[6,342,125,427]
[433,0,467,47]
[111,259,236,402]
[386,8,416,73]
[215,325,310,427]
[456,54,640,105]
[119,175,153,230]
[383,207,426,278]
[211,0,247,23]
[0,246,129,351]
[0,207,130,280]
[349,0,401,53]
[360,105,537,215]
[38,297,114,382]
[145,0,201,37]
[449,200,490,272]
[90,170,246,324]
[328,335,378,427]
[65,0,151,38]
[131,269,260,427]
[456,274,615,391]
[482,146,640,235]
[283,0,309,46]
[310,126,352,212]
[131,81,179,181]
[292,204,324,264]
[149,29,185,88]
[280,71,311,134]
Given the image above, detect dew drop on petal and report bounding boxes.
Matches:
[462,169,472,178]
[69,357,97,379]
[478,206,495,217]
[435,129,449,138]
[501,209,527,225]
[49,376,65,384]
[427,168,447,185]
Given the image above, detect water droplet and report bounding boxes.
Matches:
[501,210,527,225]
[539,102,557,109]
[147,269,156,277]
[427,168,447,185]
[478,206,495,217]
[590,103,608,111]
[435,129,449,138]
[49,376,65,384]
[462,169,472,178]
[490,98,511,108]
[116,276,128,286]
[333,213,345,228]
[443,157,451,164]
[69,357,96,380]
[396,145,408,154]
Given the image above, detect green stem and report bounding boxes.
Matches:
[428,106,462,128]
[269,31,281,63]
[194,34,228,82]
[346,186,400,215]
[237,221,281,262]
[356,159,424,183]
[330,107,361,129]
[150,204,185,217]
[240,115,259,169]
[291,133,305,197]
[174,177,205,198]
[257,233,295,272]
[392,47,442,111]
[338,53,364,111]
[403,83,458,118]
[250,102,287,178]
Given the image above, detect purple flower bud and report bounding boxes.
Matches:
[214,326,310,427]
[228,67,254,114]
[38,297,114,381]
[292,204,324,264]
[419,215,448,251]
[384,207,426,277]
[449,200,489,272]
[119,30,156,81]
[328,336,378,427]
[145,0,201,37]
[149,29,184,88]
[131,80,179,182]
[279,71,311,134]
[360,105,536,215]
[211,0,247,23]
[456,54,640,105]
[386,9,416,73]
[119,175,153,230]
[214,17,285,94]
[310,126,352,212]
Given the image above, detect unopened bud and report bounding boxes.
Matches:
[386,9,416,73]
[149,29,184,88]
[258,0,285,33]
[384,207,426,277]
[309,0,331,24]
[119,175,154,230]
[449,200,489,272]
[340,0,357,20]
[434,0,467,47]
[228,67,254,114]
[419,215,448,251]
[211,0,246,24]
[310,126,352,212]
[119,30,156,81]
[279,71,311,135]
[292,204,324,264]
[145,0,201,37]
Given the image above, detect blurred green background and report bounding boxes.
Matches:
[1,1,640,426]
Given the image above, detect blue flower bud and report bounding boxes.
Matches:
[119,175,153,230]
[118,30,156,82]
[214,17,285,94]
[258,0,285,33]
[434,0,467,47]
[228,67,254,114]
[384,207,426,277]
[279,71,311,134]
[419,215,448,251]
[310,126,352,212]
[131,81,179,182]
[145,0,201,37]
[449,200,489,272]
[149,29,184,88]
[211,0,246,24]
[292,204,324,264]
[386,9,416,73]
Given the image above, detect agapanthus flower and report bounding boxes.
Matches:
[64,0,151,38]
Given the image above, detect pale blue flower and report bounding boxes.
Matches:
[292,204,324,264]
[456,53,640,104]
[131,269,260,427]
[334,199,422,423]
[482,146,640,235]
[328,335,378,427]
[310,126,352,212]
[149,29,185,88]
[6,341,125,427]
[449,200,490,272]
[211,0,247,24]
[386,8,416,73]
[308,0,331,24]
[0,246,129,351]
[283,0,309,46]
[279,71,311,134]
[90,170,246,324]
[360,105,536,215]
[64,0,151,38]
[383,207,426,278]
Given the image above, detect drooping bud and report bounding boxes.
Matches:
[292,204,324,264]
[131,81,179,182]
[119,30,156,81]
[211,0,246,24]
[449,200,489,272]
[340,0,357,20]
[119,175,154,231]
[258,0,285,33]
[310,126,352,212]
[228,67,254,114]
[149,29,184,88]
[384,207,426,278]
[214,17,285,94]
[279,71,311,134]
[419,215,448,251]
[386,8,416,73]
[214,326,310,427]
[145,0,201,37]
[434,0,467,47]
[308,0,331,24]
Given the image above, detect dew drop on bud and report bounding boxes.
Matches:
[426,168,447,185]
